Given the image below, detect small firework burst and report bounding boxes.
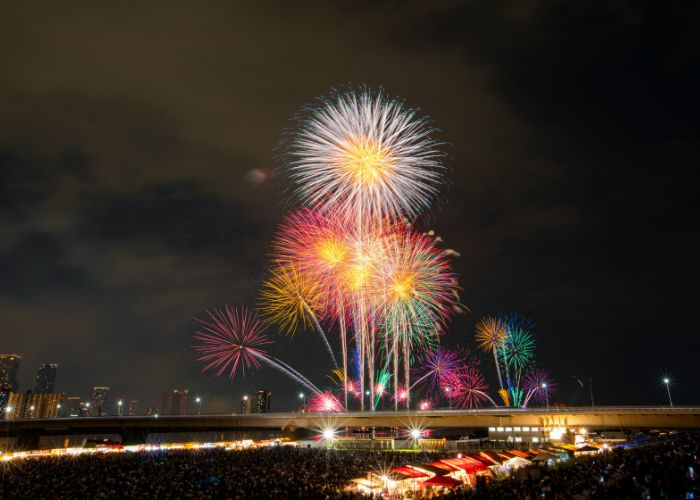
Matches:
[309,391,344,413]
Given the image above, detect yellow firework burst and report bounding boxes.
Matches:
[475,316,507,351]
[258,263,323,335]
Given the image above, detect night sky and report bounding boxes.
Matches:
[1,2,698,413]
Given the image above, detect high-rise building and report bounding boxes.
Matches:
[128,400,139,416]
[34,363,59,393]
[66,396,81,417]
[161,389,188,415]
[0,354,21,392]
[0,383,11,414]
[241,395,253,414]
[90,386,110,416]
[79,401,91,417]
[255,390,271,413]
[6,391,62,419]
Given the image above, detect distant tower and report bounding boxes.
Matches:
[66,396,81,417]
[34,363,59,393]
[0,383,11,415]
[161,389,189,415]
[128,400,139,416]
[255,390,271,413]
[241,395,253,414]
[91,387,110,416]
[0,354,21,392]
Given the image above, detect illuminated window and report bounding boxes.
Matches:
[532,437,539,443]
[523,427,530,432]
[488,427,496,432]
[515,437,523,442]
[496,427,504,432]
[531,427,539,432]
[505,427,512,432]
[514,427,521,432]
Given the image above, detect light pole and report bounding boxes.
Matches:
[663,378,673,407]
[195,397,202,415]
[542,383,549,410]
[117,400,123,416]
[85,402,91,417]
[298,392,305,412]
[57,403,62,418]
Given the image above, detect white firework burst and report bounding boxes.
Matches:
[285,88,445,221]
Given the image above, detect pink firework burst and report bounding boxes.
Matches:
[415,347,461,394]
[418,399,433,411]
[193,306,272,378]
[443,365,496,409]
[309,391,345,412]
[523,369,556,405]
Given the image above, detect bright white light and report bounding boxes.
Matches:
[195,397,201,403]
[298,393,304,399]
[541,383,547,389]
[663,378,670,384]
[322,428,336,440]
[5,405,13,413]
[243,395,249,401]
[410,429,422,439]
[444,387,451,393]
[117,400,123,406]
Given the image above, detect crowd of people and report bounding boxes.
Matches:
[448,434,700,499]
[1,435,698,498]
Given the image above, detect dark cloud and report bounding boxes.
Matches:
[0,1,698,411]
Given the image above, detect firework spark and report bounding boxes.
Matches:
[309,391,345,413]
[522,369,556,406]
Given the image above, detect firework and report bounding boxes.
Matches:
[413,347,461,394]
[193,306,323,396]
[475,316,507,390]
[259,263,338,369]
[372,223,458,409]
[309,391,345,413]
[522,369,556,407]
[284,87,445,222]
[193,306,272,378]
[418,399,433,411]
[443,365,497,409]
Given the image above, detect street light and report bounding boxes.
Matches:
[117,400,123,416]
[298,392,305,411]
[663,378,673,407]
[541,383,549,410]
[195,397,202,415]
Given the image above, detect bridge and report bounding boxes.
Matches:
[2,406,699,449]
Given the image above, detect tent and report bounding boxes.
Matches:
[422,475,462,488]
[530,451,558,462]
[392,466,428,479]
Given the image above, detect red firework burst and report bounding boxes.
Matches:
[443,365,494,409]
[193,306,272,378]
